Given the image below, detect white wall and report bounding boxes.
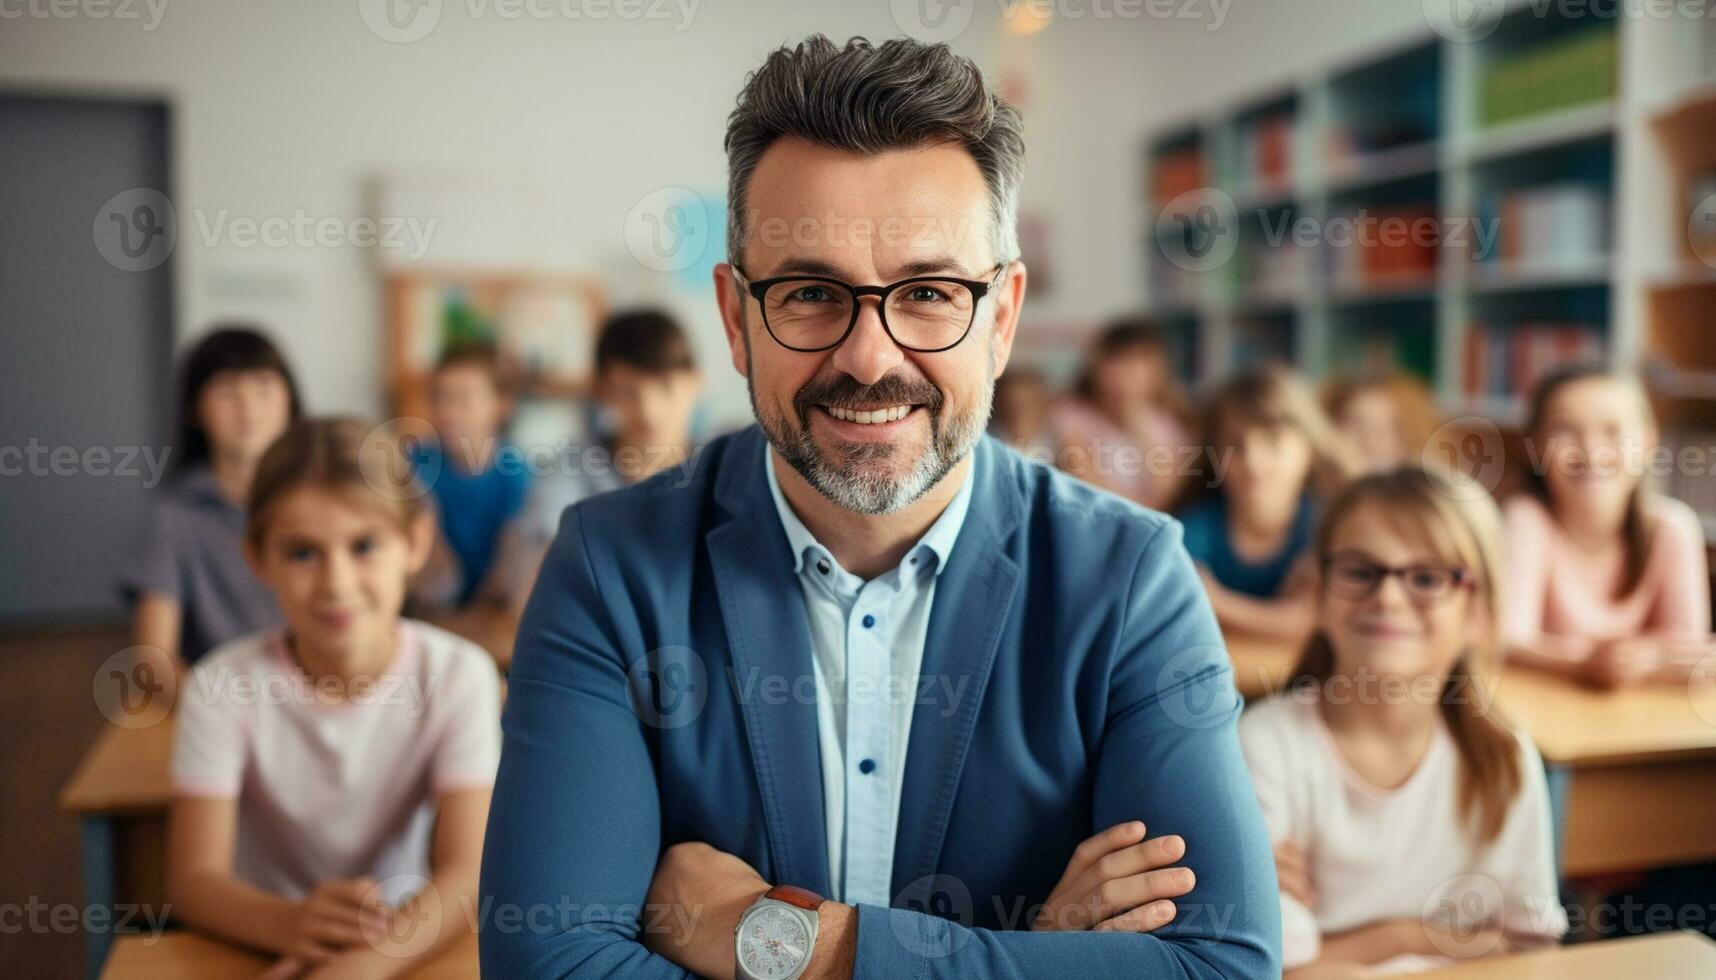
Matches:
[2,0,1437,426]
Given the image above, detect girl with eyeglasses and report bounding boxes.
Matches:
[1501,366,1714,688]
[1240,466,1567,976]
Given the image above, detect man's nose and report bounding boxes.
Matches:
[828,298,905,387]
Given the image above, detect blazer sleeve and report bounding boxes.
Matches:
[849,520,1283,978]
[477,505,694,979]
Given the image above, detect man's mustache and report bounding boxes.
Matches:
[793,374,944,423]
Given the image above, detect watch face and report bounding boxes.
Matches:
[739,904,811,980]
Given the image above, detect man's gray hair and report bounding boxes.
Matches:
[723,35,1025,271]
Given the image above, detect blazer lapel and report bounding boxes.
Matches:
[706,428,832,896]
[891,438,1022,899]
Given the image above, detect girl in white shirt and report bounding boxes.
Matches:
[167,418,500,979]
[1240,466,1567,977]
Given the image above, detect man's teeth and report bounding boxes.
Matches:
[827,404,912,425]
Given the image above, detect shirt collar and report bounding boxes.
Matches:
[762,439,976,580]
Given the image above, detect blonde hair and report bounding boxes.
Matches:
[1290,466,1522,844]
[247,417,427,548]
[1180,362,1358,508]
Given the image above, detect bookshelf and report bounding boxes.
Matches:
[1142,0,1716,536]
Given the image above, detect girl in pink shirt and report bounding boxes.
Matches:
[168,418,500,978]
[1502,367,1715,687]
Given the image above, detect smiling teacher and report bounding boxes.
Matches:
[479,35,1279,979]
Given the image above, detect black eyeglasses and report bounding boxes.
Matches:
[733,264,1006,353]
[1321,552,1474,605]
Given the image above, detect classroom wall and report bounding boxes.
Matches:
[1,0,1433,429]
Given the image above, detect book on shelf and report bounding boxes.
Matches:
[1477,182,1607,272]
[1479,25,1618,127]
[1326,204,1439,288]
[1234,112,1294,195]
[1151,147,1206,203]
[1461,320,1603,402]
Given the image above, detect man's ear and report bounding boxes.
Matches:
[987,260,1028,381]
[713,263,751,381]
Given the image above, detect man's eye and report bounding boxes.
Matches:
[906,285,951,303]
[789,286,834,303]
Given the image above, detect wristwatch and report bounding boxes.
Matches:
[734,884,824,980]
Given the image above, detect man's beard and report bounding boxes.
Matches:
[747,336,994,516]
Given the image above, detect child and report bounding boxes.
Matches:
[1324,373,1441,474]
[1502,365,1714,687]
[166,418,500,977]
[989,367,1056,460]
[120,326,302,685]
[1050,318,1191,511]
[1178,364,1355,641]
[1241,466,1567,975]
[500,309,701,616]
[417,340,531,608]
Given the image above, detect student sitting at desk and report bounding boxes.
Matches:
[414,339,532,609]
[167,418,499,979]
[1502,365,1715,688]
[1178,363,1356,642]
[1240,466,1567,977]
[499,307,702,614]
[120,326,302,689]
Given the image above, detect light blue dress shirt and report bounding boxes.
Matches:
[763,442,975,908]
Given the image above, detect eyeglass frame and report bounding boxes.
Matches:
[730,262,1008,354]
[1319,551,1476,605]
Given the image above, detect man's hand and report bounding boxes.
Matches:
[1032,821,1194,932]
[643,842,771,978]
[1272,838,1316,908]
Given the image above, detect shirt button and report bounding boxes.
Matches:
[816,558,831,575]
[861,614,876,629]
[858,758,877,775]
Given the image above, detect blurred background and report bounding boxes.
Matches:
[5,0,1716,975]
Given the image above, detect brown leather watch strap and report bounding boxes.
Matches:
[765,884,825,911]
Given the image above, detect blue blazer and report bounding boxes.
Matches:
[480,425,1281,977]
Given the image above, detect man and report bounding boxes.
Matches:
[481,35,1279,978]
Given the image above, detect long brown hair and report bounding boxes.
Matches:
[247,418,428,549]
[1179,362,1358,508]
[1523,364,1656,598]
[1289,466,1522,845]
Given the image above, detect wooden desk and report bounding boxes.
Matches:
[1222,635,1716,878]
[1417,931,1716,978]
[59,719,174,980]
[100,932,479,979]
[1225,634,1301,700]
[1493,666,1716,878]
